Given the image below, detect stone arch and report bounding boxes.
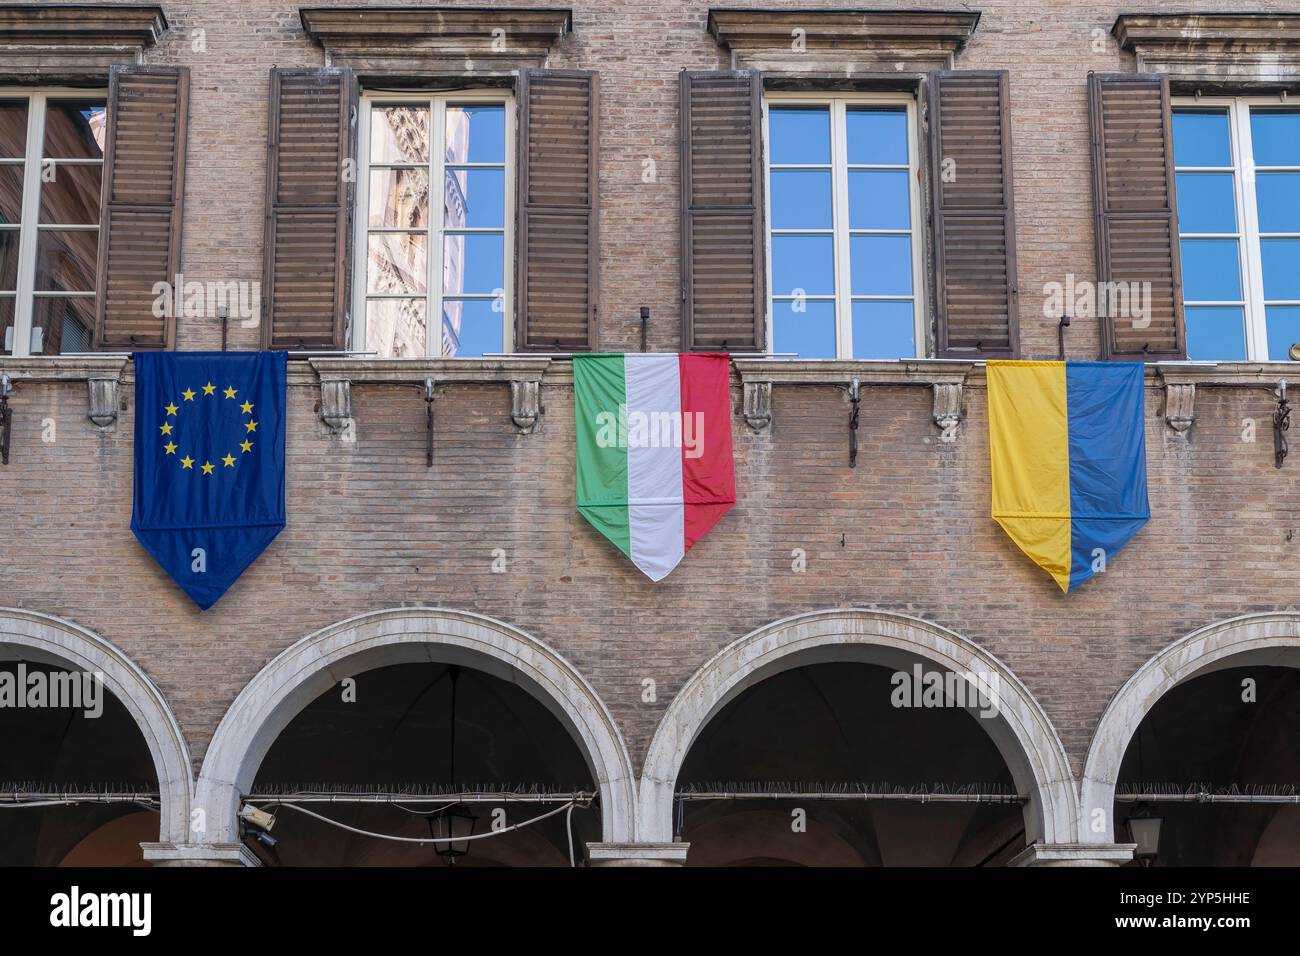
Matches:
[195,607,637,845]
[639,609,1077,847]
[1081,611,1300,843]
[0,608,192,844]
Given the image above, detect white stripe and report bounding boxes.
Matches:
[624,353,685,581]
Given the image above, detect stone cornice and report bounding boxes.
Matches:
[707,8,980,74]
[299,6,573,75]
[0,3,168,78]
[1113,13,1300,82]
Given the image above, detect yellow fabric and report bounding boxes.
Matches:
[987,361,1072,592]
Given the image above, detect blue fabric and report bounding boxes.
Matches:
[131,351,287,609]
[1065,362,1150,592]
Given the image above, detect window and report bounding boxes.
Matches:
[0,91,106,357]
[763,93,924,359]
[354,92,514,358]
[1173,99,1300,361]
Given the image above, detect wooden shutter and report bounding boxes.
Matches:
[927,70,1019,358]
[1088,72,1185,360]
[263,67,354,350]
[94,66,189,350]
[517,69,598,351]
[681,70,763,352]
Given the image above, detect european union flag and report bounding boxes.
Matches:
[131,351,287,610]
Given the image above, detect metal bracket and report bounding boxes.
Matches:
[87,376,119,429]
[1164,382,1195,434]
[0,373,11,465]
[743,381,772,431]
[847,377,861,468]
[932,382,962,435]
[510,379,542,434]
[1275,380,1290,469]
[424,377,436,468]
[320,379,352,432]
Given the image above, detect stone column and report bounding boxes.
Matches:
[141,842,261,867]
[586,842,690,867]
[1009,843,1136,867]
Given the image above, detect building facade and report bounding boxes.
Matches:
[2,0,1300,866]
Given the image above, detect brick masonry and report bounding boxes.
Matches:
[2,0,1299,784]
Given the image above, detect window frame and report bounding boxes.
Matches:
[761,90,926,360]
[1172,94,1300,361]
[352,89,516,359]
[1,87,107,358]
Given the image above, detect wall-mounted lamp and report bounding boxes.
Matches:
[1058,314,1071,361]
[1274,379,1290,469]
[848,378,862,469]
[0,373,12,465]
[639,306,650,353]
[424,378,436,468]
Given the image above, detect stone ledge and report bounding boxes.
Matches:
[0,3,169,79]
[306,356,552,385]
[1009,842,1136,867]
[1113,13,1300,82]
[586,841,690,866]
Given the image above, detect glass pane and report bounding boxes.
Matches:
[1174,172,1236,233]
[770,234,834,296]
[368,168,429,229]
[370,106,430,164]
[366,233,428,294]
[43,102,105,159]
[445,105,505,164]
[846,109,908,166]
[442,298,504,357]
[1256,173,1300,233]
[1172,110,1232,167]
[0,164,22,224]
[0,295,13,355]
[1180,239,1241,301]
[366,298,427,358]
[850,235,912,296]
[1185,305,1247,360]
[1266,306,1300,361]
[39,163,101,224]
[1250,110,1300,167]
[851,300,914,359]
[1261,239,1300,300]
[444,167,504,229]
[769,169,832,229]
[31,295,95,355]
[848,170,910,230]
[443,232,503,295]
[768,108,830,165]
[35,229,99,292]
[0,230,17,291]
[773,298,835,358]
[0,100,27,158]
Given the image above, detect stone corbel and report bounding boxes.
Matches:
[1164,382,1195,433]
[743,381,773,431]
[320,379,353,432]
[87,376,119,429]
[510,378,542,434]
[932,382,963,434]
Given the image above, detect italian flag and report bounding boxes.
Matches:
[574,353,736,581]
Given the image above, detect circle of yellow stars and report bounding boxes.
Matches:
[161,381,258,476]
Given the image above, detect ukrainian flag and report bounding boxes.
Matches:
[988,361,1149,593]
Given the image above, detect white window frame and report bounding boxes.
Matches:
[761,90,926,360]
[352,90,516,359]
[1,88,107,358]
[1173,94,1300,361]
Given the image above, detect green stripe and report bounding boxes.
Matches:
[574,353,631,558]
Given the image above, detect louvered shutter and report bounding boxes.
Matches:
[1088,72,1185,360]
[94,66,189,350]
[681,70,763,352]
[516,69,598,351]
[263,67,354,350]
[927,70,1019,358]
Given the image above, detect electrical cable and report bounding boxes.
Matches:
[253,798,583,845]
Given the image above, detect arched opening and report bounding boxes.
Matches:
[196,609,636,865]
[1083,613,1300,865]
[0,609,192,864]
[641,610,1075,865]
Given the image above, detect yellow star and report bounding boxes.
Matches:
[202,382,216,396]
[222,454,236,467]
[181,455,194,469]
[239,439,253,453]
[245,420,258,433]
[224,386,238,399]
[159,422,173,436]
[163,441,177,455]
[181,388,196,401]
[240,400,254,415]
[164,403,178,416]
[201,461,215,475]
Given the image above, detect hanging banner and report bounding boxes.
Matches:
[132,351,287,609]
[574,352,735,581]
[987,360,1149,593]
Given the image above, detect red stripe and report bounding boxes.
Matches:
[678,352,736,552]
